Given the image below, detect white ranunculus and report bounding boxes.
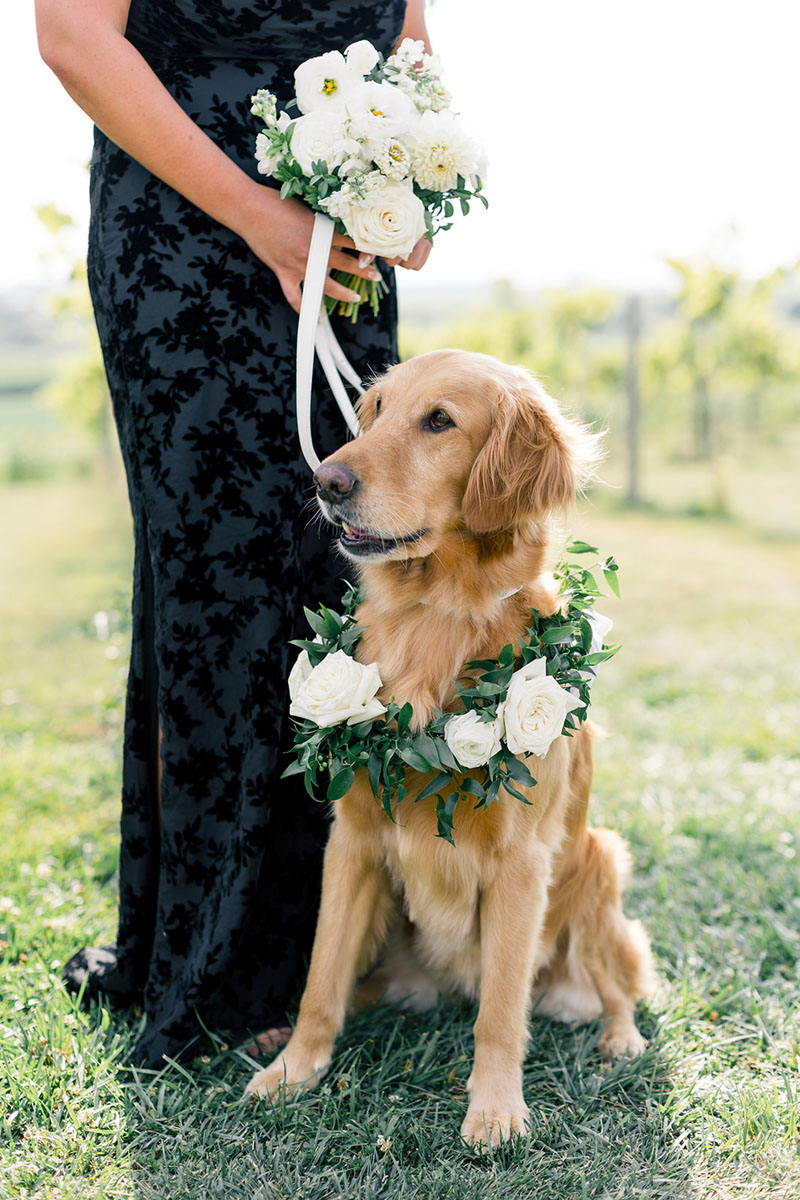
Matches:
[408,109,480,191]
[502,658,582,758]
[289,649,386,728]
[444,710,504,769]
[342,179,427,259]
[345,39,380,77]
[345,81,416,141]
[294,51,360,114]
[288,110,349,176]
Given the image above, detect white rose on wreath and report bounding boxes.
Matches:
[502,658,582,758]
[342,179,427,260]
[444,710,504,770]
[289,649,387,727]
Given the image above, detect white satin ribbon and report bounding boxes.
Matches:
[295,212,365,470]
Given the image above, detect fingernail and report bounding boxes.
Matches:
[367,269,381,280]
[348,291,361,302]
[358,254,373,268]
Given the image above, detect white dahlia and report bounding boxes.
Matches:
[408,109,480,191]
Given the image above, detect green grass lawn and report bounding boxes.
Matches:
[1,466,799,1199]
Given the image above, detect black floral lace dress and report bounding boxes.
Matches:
[63,0,406,1068]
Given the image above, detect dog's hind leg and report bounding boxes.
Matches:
[352,917,441,1013]
[246,817,392,1102]
[541,827,655,1059]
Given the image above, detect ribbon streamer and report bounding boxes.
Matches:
[295,212,365,470]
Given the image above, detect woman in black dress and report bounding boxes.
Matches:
[35,0,432,1068]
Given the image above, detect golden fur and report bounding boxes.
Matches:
[246,350,655,1146]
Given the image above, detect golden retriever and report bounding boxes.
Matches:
[246,349,654,1146]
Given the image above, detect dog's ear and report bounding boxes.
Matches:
[461,371,601,533]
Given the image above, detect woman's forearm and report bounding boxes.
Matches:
[34,0,381,308]
[35,0,267,239]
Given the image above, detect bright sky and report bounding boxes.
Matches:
[2,0,798,295]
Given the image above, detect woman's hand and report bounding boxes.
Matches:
[234,185,383,313]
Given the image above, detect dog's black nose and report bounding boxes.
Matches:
[314,463,359,504]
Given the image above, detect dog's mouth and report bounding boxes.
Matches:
[337,519,428,558]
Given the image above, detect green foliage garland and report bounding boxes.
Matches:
[283,542,620,844]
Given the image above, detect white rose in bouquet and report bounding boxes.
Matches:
[295,50,360,114]
[289,110,350,176]
[503,658,582,758]
[342,178,427,259]
[444,710,504,770]
[289,648,387,727]
[345,39,380,77]
[409,109,481,191]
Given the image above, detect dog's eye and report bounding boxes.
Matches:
[423,409,454,432]
[374,395,382,416]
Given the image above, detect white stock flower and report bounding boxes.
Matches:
[288,110,349,175]
[345,81,416,141]
[341,179,427,259]
[250,89,278,125]
[289,649,387,727]
[295,51,360,114]
[502,658,582,758]
[255,132,284,175]
[390,38,426,68]
[408,109,480,191]
[444,710,503,769]
[345,39,380,76]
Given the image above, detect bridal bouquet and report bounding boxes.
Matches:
[250,38,487,319]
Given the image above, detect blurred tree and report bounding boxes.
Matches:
[34,204,114,474]
[662,258,738,460]
[721,269,794,434]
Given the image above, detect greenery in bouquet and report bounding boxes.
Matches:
[251,38,487,321]
[283,543,621,844]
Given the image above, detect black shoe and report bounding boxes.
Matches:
[62,944,142,1008]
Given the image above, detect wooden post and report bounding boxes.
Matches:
[625,295,641,506]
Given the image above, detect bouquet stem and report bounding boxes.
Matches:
[325,271,389,323]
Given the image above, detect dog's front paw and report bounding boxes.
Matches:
[461,1096,531,1148]
[244,1050,328,1105]
[597,1022,647,1061]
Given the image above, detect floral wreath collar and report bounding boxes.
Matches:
[284,541,620,844]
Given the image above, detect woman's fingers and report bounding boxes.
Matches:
[322,274,363,305]
[328,249,381,280]
[331,232,357,251]
[400,236,433,271]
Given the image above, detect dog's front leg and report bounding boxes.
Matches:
[246,818,389,1103]
[461,844,551,1148]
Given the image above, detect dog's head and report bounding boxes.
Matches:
[314,349,601,562]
